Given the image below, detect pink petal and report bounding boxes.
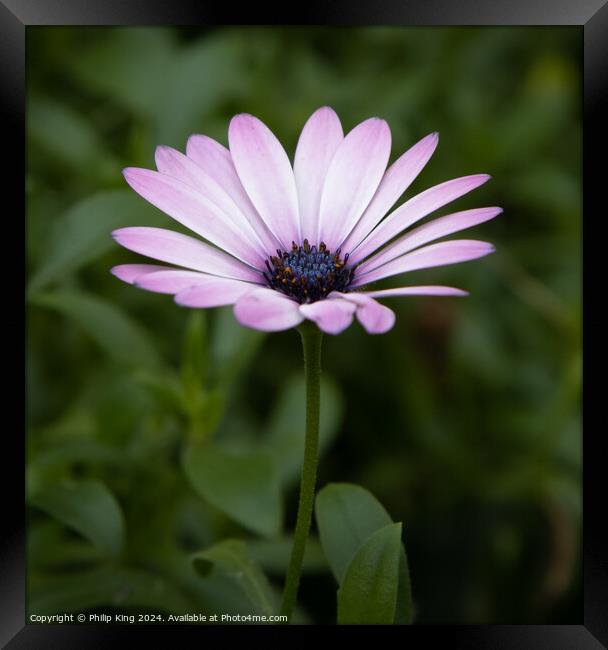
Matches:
[362,285,469,298]
[299,298,356,335]
[111,263,173,284]
[234,288,304,332]
[154,145,268,253]
[317,118,391,249]
[123,167,264,267]
[136,270,212,295]
[185,135,280,252]
[174,276,258,307]
[331,292,396,334]
[349,174,492,265]
[358,207,502,275]
[340,132,439,252]
[229,114,300,248]
[112,265,246,298]
[351,239,495,287]
[294,107,344,243]
[112,226,262,282]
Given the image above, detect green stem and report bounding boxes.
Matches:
[279,320,323,622]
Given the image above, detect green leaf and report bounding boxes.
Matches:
[316,483,393,584]
[28,439,130,470]
[183,443,282,538]
[192,540,275,616]
[181,311,208,401]
[211,306,264,387]
[28,521,107,571]
[265,374,343,485]
[65,29,177,119]
[65,30,245,146]
[28,189,168,293]
[27,97,118,180]
[315,483,413,624]
[28,565,194,616]
[155,35,248,147]
[30,290,161,367]
[337,523,402,625]
[187,388,226,441]
[179,311,226,438]
[133,369,185,413]
[28,480,125,557]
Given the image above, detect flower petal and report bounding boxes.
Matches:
[111,263,173,284]
[362,285,469,298]
[351,239,495,287]
[123,167,264,267]
[349,174,491,265]
[317,118,391,249]
[234,288,304,332]
[112,264,246,298]
[331,292,396,334]
[229,114,300,248]
[294,107,344,243]
[174,276,258,307]
[136,270,213,294]
[357,207,502,275]
[340,132,439,252]
[185,135,280,252]
[155,145,268,253]
[299,298,356,335]
[112,226,263,282]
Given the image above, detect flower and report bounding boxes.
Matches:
[112,107,500,334]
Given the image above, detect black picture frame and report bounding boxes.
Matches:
[8,1,603,645]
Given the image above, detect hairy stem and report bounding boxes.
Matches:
[279,320,323,622]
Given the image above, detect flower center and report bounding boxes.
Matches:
[263,239,353,303]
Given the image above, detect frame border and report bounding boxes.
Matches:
[8,1,603,645]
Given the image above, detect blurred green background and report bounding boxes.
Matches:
[26,26,581,624]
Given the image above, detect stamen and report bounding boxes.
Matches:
[264,241,354,303]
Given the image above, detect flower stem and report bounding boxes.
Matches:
[280,320,323,622]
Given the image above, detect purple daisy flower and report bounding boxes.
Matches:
[112,107,500,335]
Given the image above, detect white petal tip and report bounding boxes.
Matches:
[464,173,492,185]
[110,265,143,284]
[154,145,174,160]
[315,105,338,115]
[185,133,205,149]
[173,295,191,307]
[472,242,496,257]
[229,112,255,127]
[359,116,390,131]
[111,227,135,242]
[122,167,145,187]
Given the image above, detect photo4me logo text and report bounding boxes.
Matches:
[29,613,288,624]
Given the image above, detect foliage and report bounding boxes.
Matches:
[27,26,581,623]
